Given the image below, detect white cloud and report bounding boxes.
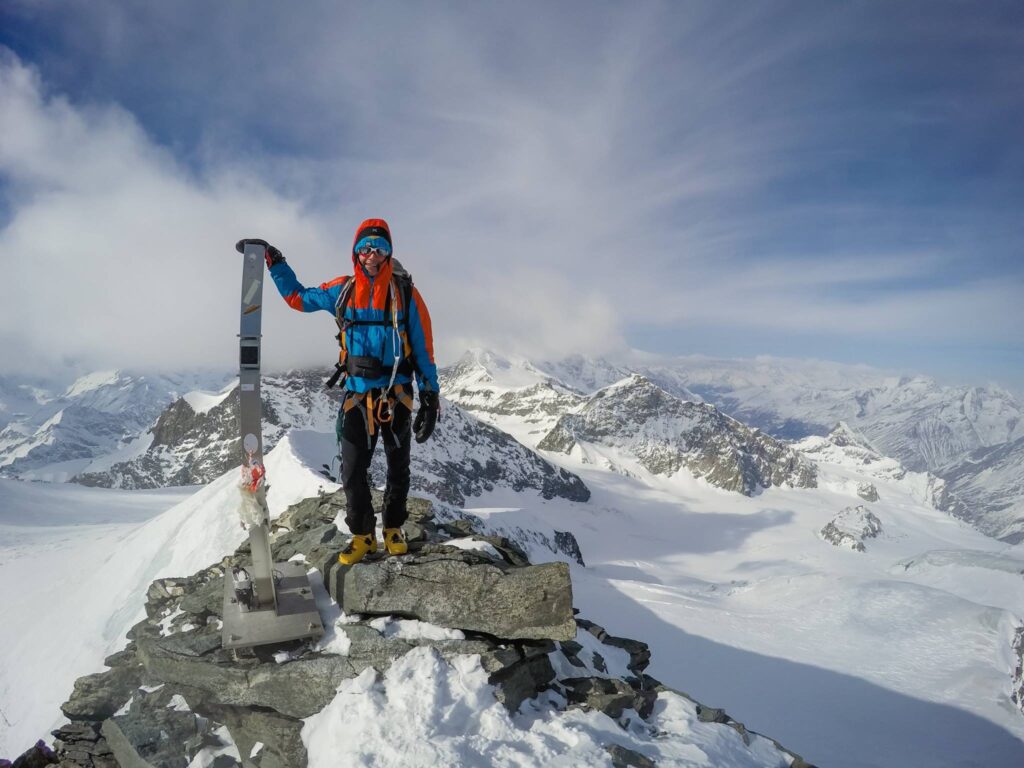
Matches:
[0,2,1020,384]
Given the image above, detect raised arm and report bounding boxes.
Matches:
[264,248,346,314]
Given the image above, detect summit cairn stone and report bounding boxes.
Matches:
[325,548,576,642]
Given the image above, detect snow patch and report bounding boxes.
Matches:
[64,370,121,398]
[182,385,233,415]
[367,616,466,641]
[167,694,191,712]
[302,646,792,767]
[186,724,241,768]
[441,537,502,560]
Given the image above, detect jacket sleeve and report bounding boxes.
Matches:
[268,261,346,314]
[407,286,440,392]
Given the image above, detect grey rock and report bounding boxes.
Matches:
[856,482,880,502]
[483,643,557,712]
[554,531,586,566]
[328,551,576,641]
[6,740,58,768]
[272,490,346,534]
[562,676,657,720]
[577,619,651,675]
[134,615,525,720]
[178,576,225,619]
[269,522,340,563]
[168,689,307,768]
[100,686,239,768]
[102,646,137,668]
[61,663,144,722]
[136,631,358,719]
[604,744,656,768]
[1011,625,1024,718]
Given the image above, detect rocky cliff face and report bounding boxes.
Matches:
[934,436,1024,544]
[626,358,1024,473]
[538,374,817,495]
[13,491,816,768]
[368,401,591,506]
[72,371,336,489]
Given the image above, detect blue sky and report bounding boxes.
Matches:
[0,1,1021,391]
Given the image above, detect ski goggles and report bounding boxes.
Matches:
[354,236,392,258]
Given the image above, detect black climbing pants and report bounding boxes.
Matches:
[337,391,412,536]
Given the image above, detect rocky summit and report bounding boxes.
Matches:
[538,374,817,495]
[14,489,818,768]
[820,505,883,552]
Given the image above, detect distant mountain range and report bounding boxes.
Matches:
[0,370,229,481]
[2,349,1022,541]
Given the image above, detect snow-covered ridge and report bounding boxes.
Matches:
[63,370,122,399]
[182,383,234,415]
[935,435,1024,543]
[623,354,1024,473]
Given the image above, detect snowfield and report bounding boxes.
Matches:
[2,414,1024,765]
[0,437,338,758]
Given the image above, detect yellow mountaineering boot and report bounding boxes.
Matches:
[383,527,408,556]
[338,533,378,565]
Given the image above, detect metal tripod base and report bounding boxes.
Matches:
[221,561,324,650]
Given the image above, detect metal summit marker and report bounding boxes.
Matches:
[221,238,324,650]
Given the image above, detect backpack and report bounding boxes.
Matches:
[325,259,421,389]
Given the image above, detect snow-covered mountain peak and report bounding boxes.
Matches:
[441,350,588,448]
[534,352,633,394]
[827,421,881,454]
[539,375,817,494]
[63,370,123,399]
[795,424,910,486]
[181,381,235,415]
[447,348,550,390]
[598,371,650,394]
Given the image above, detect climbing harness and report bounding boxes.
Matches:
[341,383,416,448]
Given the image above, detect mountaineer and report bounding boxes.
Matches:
[263,218,440,564]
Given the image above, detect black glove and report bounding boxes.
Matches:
[264,245,285,269]
[413,390,439,443]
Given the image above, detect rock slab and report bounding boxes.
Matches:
[327,550,576,641]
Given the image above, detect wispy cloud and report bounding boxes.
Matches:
[0,2,1021,388]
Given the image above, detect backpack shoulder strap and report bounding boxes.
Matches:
[326,276,355,389]
[388,261,422,381]
[334,276,355,321]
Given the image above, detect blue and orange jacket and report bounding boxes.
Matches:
[267,220,439,395]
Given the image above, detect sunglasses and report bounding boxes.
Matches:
[355,236,392,259]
